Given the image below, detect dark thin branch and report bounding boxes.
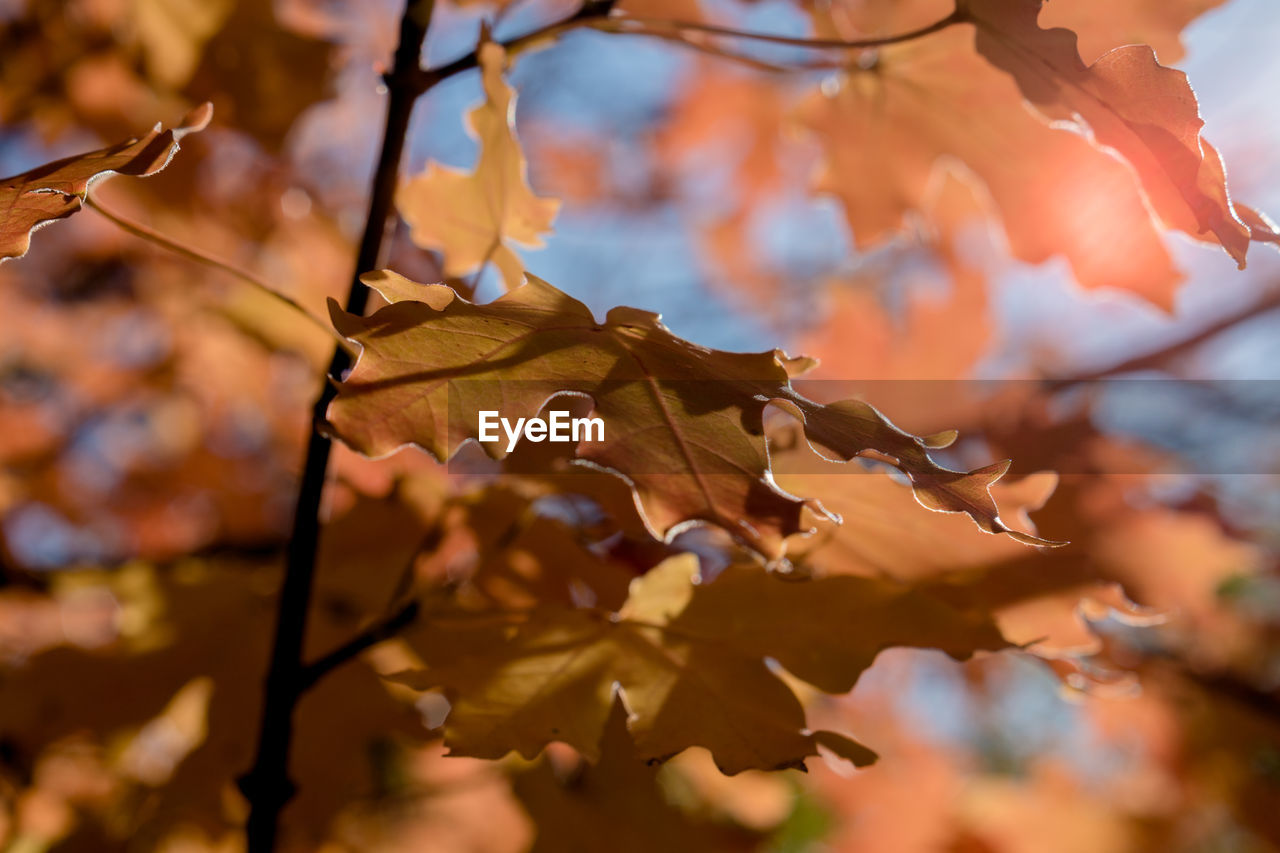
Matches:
[588,23,799,73]
[237,2,435,850]
[298,601,421,692]
[603,9,963,51]
[231,3,966,846]
[411,1,960,92]
[410,0,618,92]
[1046,287,1280,390]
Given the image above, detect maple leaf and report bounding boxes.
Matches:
[0,102,211,263]
[513,700,766,852]
[396,38,559,290]
[659,62,790,205]
[800,188,992,386]
[0,557,425,846]
[393,553,1007,774]
[798,0,1280,306]
[961,0,1279,265]
[182,0,336,151]
[798,23,1184,307]
[132,0,235,89]
[773,442,1145,659]
[325,271,1051,559]
[1035,0,1227,64]
[444,484,642,611]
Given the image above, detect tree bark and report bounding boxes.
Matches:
[238,3,434,849]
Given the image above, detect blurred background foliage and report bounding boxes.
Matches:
[1,0,1279,850]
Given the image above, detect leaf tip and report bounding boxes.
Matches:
[921,428,959,449]
[181,102,215,135]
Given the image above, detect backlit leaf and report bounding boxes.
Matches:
[325,271,1052,559]
[396,37,559,290]
[798,23,1184,306]
[513,700,765,852]
[1036,0,1227,63]
[0,102,211,263]
[962,0,1278,266]
[393,553,1006,773]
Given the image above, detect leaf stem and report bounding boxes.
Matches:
[84,194,355,356]
[297,600,421,692]
[237,1,435,849]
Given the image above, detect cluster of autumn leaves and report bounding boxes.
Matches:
[1,0,1279,850]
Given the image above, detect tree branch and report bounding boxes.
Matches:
[411,0,618,92]
[585,22,799,73]
[237,2,435,850]
[601,9,963,51]
[298,600,421,692]
[410,1,960,92]
[1046,286,1280,390]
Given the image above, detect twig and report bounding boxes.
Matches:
[1046,287,1280,390]
[410,0,618,92]
[602,9,963,51]
[298,600,421,691]
[84,194,355,356]
[233,2,968,845]
[410,2,962,91]
[587,22,799,73]
[237,1,435,850]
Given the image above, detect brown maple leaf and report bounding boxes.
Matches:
[1036,0,1227,63]
[962,0,1278,265]
[396,37,559,290]
[392,553,1006,774]
[324,271,1053,559]
[797,21,1184,307]
[0,102,212,263]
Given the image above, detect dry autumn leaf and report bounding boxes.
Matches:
[325,271,1051,559]
[798,21,1185,307]
[441,484,641,611]
[3,0,1278,848]
[962,0,1279,264]
[396,37,559,290]
[131,0,235,89]
[0,557,425,847]
[182,0,336,150]
[773,443,1149,660]
[0,102,211,262]
[393,553,1006,773]
[512,700,771,853]
[1035,0,1227,63]
[797,0,1280,306]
